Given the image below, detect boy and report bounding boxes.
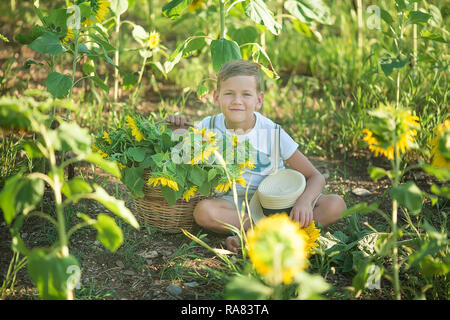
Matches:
[166,60,346,253]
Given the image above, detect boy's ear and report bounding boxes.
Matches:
[256,91,264,110]
[213,90,219,104]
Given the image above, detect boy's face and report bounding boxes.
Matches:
[214,75,264,131]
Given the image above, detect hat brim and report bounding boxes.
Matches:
[249,191,265,224]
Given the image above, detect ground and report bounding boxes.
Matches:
[2,149,437,300]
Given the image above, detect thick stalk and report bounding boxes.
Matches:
[356,0,363,56]
[69,29,79,100]
[413,2,418,67]
[114,14,121,102]
[219,0,225,39]
[395,14,405,109]
[391,142,401,300]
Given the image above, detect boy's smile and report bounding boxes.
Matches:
[214,75,264,132]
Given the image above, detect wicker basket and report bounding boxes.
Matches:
[133,171,205,233]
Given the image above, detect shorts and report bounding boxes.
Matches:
[218,191,324,217]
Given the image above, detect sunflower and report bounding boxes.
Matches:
[190,145,219,164]
[182,185,197,202]
[215,181,232,193]
[147,176,179,191]
[363,104,420,160]
[298,221,321,258]
[91,144,108,158]
[147,31,160,49]
[61,27,74,44]
[103,131,112,144]
[430,119,450,169]
[246,213,307,284]
[125,116,146,142]
[78,0,111,26]
[239,159,256,170]
[187,0,204,13]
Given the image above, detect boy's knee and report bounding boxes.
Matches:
[329,194,346,219]
[193,199,216,227]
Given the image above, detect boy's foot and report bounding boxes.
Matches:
[225,235,240,254]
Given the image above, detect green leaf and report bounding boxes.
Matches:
[407,10,431,25]
[368,166,389,182]
[28,249,80,300]
[284,0,332,25]
[62,177,93,199]
[421,164,450,181]
[389,182,423,214]
[110,0,128,16]
[421,29,447,43]
[91,185,139,229]
[188,166,207,186]
[0,174,23,224]
[245,0,282,35]
[16,176,45,216]
[122,72,137,90]
[29,32,64,55]
[91,75,109,93]
[84,153,121,178]
[379,8,394,25]
[379,54,408,76]
[55,121,91,154]
[207,168,217,182]
[162,0,193,20]
[210,38,242,73]
[126,147,147,162]
[93,214,124,252]
[225,274,273,299]
[122,166,145,198]
[46,72,73,99]
[341,202,379,218]
[430,184,450,200]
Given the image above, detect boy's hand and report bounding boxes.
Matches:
[165,115,192,127]
[290,201,314,228]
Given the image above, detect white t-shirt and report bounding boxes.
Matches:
[197,112,299,195]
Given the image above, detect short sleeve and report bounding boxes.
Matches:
[279,128,299,160]
[196,116,211,129]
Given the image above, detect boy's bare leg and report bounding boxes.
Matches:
[312,194,346,227]
[194,194,345,253]
[193,199,251,253]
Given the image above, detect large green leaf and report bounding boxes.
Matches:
[341,202,379,218]
[84,153,121,178]
[122,166,145,198]
[0,174,23,225]
[62,177,93,199]
[28,249,80,300]
[29,32,64,55]
[56,121,91,154]
[46,72,73,99]
[16,176,45,216]
[93,214,124,252]
[162,0,193,20]
[225,274,273,299]
[91,185,139,229]
[389,182,423,214]
[407,10,431,25]
[284,0,332,25]
[210,38,242,73]
[245,0,282,35]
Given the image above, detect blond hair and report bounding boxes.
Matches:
[217,59,261,92]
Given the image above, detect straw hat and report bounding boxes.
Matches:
[249,169,306,223]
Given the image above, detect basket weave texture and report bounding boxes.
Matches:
[133,170,205,233]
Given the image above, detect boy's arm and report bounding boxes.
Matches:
[165,115,193,128]
[286,150,325,227]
